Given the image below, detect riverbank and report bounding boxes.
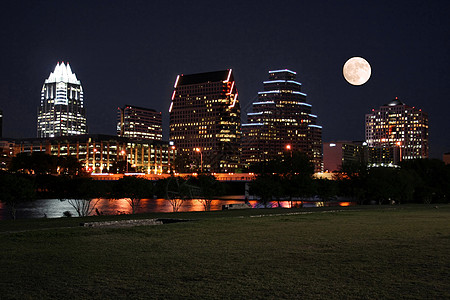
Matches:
[1,205,449,299]
[0,197,356,220]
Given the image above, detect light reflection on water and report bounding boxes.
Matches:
[0,198,246,220]
[0,198,355,220]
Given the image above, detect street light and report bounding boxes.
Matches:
[286,144,292,158]
[195,148,203,173]
[93,148,98,173]
[120,149,128,173]
[396,141,402,163]
[169,145,176,174]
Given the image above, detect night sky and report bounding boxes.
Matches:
[1,1,449,158]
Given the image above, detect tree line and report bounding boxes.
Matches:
[1,151,449,219]
[249,152,450,206]
[1,153,226,219]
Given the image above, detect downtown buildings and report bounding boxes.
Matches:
[241,69,323,171]
[11,134,174,174]
[8,63,173,174]
[323,141,367,172]
[37,62,87,138]
[323,98,429,172]
[117,105,163,140]
[365,97,428,165]
[169,69,241,173]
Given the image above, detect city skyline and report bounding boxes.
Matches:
[1,1,449,158]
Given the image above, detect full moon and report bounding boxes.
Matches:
[343,57,371,85]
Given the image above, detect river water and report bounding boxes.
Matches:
[0,197,355,220]
[0,198,239,220]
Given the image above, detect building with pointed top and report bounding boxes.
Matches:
[169,69,241,172]
[37,62,87,138]
[365,97,428,165]
[241,69,323,171]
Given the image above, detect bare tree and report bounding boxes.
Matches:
[190,175,222,211]
[58,177,103,217]
[165,177,187,212]
[67,198,100,217]
[165,177,201,212]
[166,192,185,212]
[114,176,153,214]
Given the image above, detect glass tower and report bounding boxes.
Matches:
[37,62,87,137]
[242,69,323,171]
[365,97,428,165]
[117,105,163,140]
[169,69,241,173]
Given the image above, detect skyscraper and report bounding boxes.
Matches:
[242,69,323,171]
[117,105,162,140]
[365,97,428,165]
[169,69,241,172]
[37,62,87,137]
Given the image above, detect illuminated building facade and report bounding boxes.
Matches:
[241,69,323,171]
[37,62,87,137]
[0,139,14,171]
[12,135,175,174]
[117,105,162,140]
[323,141,368,172]
[365,97,428,165]
[169,69,241,172]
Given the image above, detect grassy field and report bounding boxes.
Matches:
[1,205,449,299]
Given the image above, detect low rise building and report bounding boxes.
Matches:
[11,134,175,174]
[323,141,367,172]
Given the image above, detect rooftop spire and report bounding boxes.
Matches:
[45,62,80,84]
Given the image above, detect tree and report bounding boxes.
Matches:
[289,173,315,207]
[114,176,153,214]
[335,161,370,204]
[315,178,338,204]
[0,173,35,220]
[57,156,84,176]
[9,152,57,175]
[400,159,450,204]
[57,177,101,217]
[109,161,135,174]
[188,174,224,211]
[249,151,316,208]
[366,167,415,205]
[249,174,280,208]
[281,152,315,207]
[164,176,191,212]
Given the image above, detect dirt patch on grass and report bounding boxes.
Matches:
[80,218,191,228]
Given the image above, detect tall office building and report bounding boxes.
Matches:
[242,69,323,171]
[365,97,428,165]
[169,69,241,172]
[37,62,87,138]
[117,105,162,140]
